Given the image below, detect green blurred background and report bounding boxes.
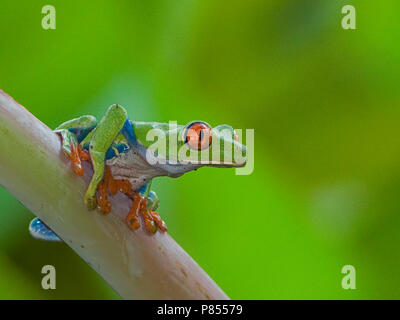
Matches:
[0,0,399,299]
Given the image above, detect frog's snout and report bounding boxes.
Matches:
[233,129,239,142]
[212,124,247,167]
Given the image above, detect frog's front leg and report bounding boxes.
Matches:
[143,189,167,232]
[55,115,96,175]
[97,165,132,214]
[101,168,167,233]
[56,129,84,175]
[84,104,129,209]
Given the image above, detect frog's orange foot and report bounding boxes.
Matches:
[148,210,168,232]
[69,140,83,176]
[96,166,117,214]
[69,140,90,176]
[97,179,111,214]
[97,165,132,215]
[126,193,142,230]
[105,166,132,196]
[78,147,90,161]
[125,193,167,234]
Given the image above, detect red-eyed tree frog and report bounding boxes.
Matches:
[29,104,247,241]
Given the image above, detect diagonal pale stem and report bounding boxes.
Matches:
[0,89,228,300]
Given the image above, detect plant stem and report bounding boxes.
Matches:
[0,89,228,300]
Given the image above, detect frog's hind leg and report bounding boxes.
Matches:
[84,104,129,209]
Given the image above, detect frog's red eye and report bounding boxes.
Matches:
[184,122,212,150]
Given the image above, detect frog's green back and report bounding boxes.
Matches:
[131,121,184,149]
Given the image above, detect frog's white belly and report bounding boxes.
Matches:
[106,148,166,191]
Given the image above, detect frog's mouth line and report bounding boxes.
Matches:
[149,158,247,169]
[143,149,247,168]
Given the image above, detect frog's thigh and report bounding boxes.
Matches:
[90,104,128,152]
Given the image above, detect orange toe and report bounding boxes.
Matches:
[69,140,83,176]
[125,193,142,230]
[78,146,90,161]
[143,217,157,234]
[149,210,167,232]
[98,180,111,214]
[105,166,132,196]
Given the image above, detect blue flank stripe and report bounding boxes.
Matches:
[120,119,138,147]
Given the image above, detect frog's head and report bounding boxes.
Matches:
[132,121,247,177]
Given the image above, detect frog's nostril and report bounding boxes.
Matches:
[233,130,239,142]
